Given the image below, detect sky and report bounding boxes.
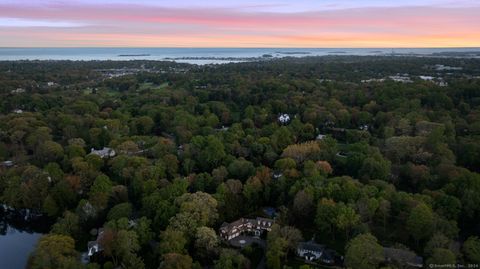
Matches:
[0,0,479,48]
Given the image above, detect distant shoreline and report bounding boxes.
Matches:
[118,54,151,57]
[1,48,479,64]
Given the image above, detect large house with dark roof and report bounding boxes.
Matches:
[296,240,335,264]
[219,217,274,241]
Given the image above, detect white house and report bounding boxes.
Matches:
[90,147,116,159]
[359,124,369,131]
[278,114,291,124]
[272,171,283,179]
[297,241,325,261]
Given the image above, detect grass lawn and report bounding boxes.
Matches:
[138,82,169,93]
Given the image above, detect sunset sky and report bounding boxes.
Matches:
[0,0,479,47]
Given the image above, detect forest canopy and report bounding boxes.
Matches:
[0,56,479,269]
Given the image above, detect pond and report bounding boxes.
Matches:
[0,226,42,269]
[0,209,50,269]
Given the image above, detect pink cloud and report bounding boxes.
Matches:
[0,2,478,47]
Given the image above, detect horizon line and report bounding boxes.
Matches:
[1,46,480,49]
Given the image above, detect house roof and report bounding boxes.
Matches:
[220,218,247,233]
[298,241,325,253]
[220,217,274,235]
[256,217,273,223]
[90,147,115,157]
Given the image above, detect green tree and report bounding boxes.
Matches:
[424,233,451,257]
[293,189,314,219]
[359,156,391,181]
[170,192,218,235]
[158,229,187,255]
[316,198,338,237]
[101,229,140,267]
[426,248,456,266]
[214,249,250,269]
[407,203,434,244]
[51,211,81,237]
[335,203,360,239]
[134,217,154,246]
[30,234,80,269]
[227,158,255,180]
[345,233,384,269]
[271,126,294,152]
[190,135,226,171]
[266,224,302,268]
[160,253,193,269]
[107,202,133,221]
[133,116,155,135]
[464,236,480,264]
[37,141,64,163]
[195,226,220,259]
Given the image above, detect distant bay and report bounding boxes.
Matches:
[0,47,479,64]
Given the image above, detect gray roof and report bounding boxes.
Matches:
[298,241,325,252]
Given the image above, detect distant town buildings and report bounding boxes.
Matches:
[419,75,448,87]
[11,88,26,94]
[419,76,434,81]
[90,147,116,159]
[362,74,448,87]
[388,75,413,83]
[361,74,413,83]
[361,78,385,83]
[434,64,462,71]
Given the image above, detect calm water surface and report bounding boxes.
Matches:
[0,224,42,269]
[0,47,479,64]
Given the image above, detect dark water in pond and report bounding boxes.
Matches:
[0,226,41,269]
[0,211,50,269]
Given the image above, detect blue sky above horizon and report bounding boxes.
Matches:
[0,0,479,47]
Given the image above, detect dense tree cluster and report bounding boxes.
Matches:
[0,56,479,269]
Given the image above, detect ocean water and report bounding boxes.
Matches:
[0,47,479,64]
